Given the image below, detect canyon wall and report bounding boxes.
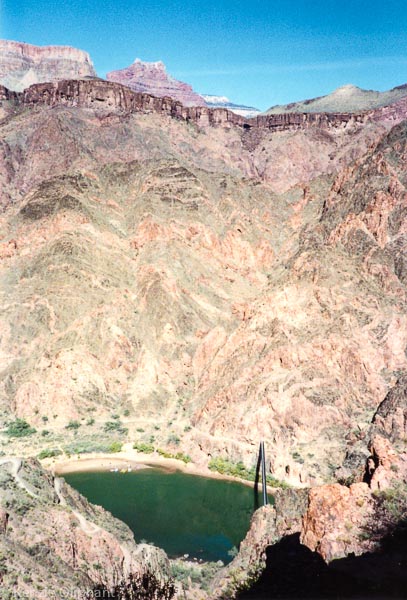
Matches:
[2,78,405,134]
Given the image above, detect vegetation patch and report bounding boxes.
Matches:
[133,442,155,454]
[157,449,192,463]
[208,456,290,488]
[37,448,62,460]
[104,420,128,435]
[5,419,36,438]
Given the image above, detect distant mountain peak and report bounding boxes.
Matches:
[133,58,166,69]
[203,94,260,118]
[107,58,206,107]
[265,82,407,114]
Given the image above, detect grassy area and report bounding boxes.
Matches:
[208,456,290,488]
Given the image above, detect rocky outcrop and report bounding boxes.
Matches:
[0,40,97,92]
[301,434,407,562]
[212,489,308,598]
[107,58,206,107]
[301,482,375,562]
[372,375,407,443]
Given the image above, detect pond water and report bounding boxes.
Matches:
[64,467,271,563]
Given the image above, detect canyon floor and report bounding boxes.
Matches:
[0,79,406,598]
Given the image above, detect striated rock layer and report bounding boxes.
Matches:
[0,78,406,490]
[107,58,206,107]
[0,39,97,91]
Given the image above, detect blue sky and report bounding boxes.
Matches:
[2,0,407,110]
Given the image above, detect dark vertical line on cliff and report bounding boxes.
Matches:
[260,441,268,506]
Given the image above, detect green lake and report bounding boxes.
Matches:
[64,467,270,563]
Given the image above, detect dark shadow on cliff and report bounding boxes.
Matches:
[237,526,407,600]
[253,447,262,510]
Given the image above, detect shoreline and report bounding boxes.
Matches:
[49,448,275,493]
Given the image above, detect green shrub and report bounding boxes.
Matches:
[5,419,36,438]
[174,452,192,464]
[65,420,81,430]
[63,441,113,455]
[157,448,172,458]
[156,449,192,463]
[208,456,289,488]
[133,442,155,454]
[108,441,123,453]
[37,448,62,460]
[86,418,95,426]
[167,433,181,446]
[104,421,128,434]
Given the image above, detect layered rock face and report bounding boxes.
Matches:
[0,40,97,91]
[0,79,406,490]
[107,58,206,107]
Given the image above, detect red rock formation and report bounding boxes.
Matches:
[0,40,96,91]
[301,482,375,561]
[107,58,206,107]
[9,79,407,135]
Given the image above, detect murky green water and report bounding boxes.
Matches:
[64,467,270,563]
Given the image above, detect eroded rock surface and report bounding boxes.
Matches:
[0,40,96,91]
[107,58,206,107]
[0,80,406,487]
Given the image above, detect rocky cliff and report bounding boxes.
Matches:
[107,58,206,107]
[0,76,406,488]
[8,78,407,134]
[0,71,407,598]
[0,40,97,91]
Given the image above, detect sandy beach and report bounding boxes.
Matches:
[49,445,273,492]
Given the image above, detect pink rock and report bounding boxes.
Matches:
[0,40,96,91]
[107,58,206,107]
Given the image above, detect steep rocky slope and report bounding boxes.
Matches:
[0,40,97,92]
[107,59,206,107]
[265,82,407,114]
[0,79,406,489]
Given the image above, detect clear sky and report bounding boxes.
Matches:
[2,0,407,110]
